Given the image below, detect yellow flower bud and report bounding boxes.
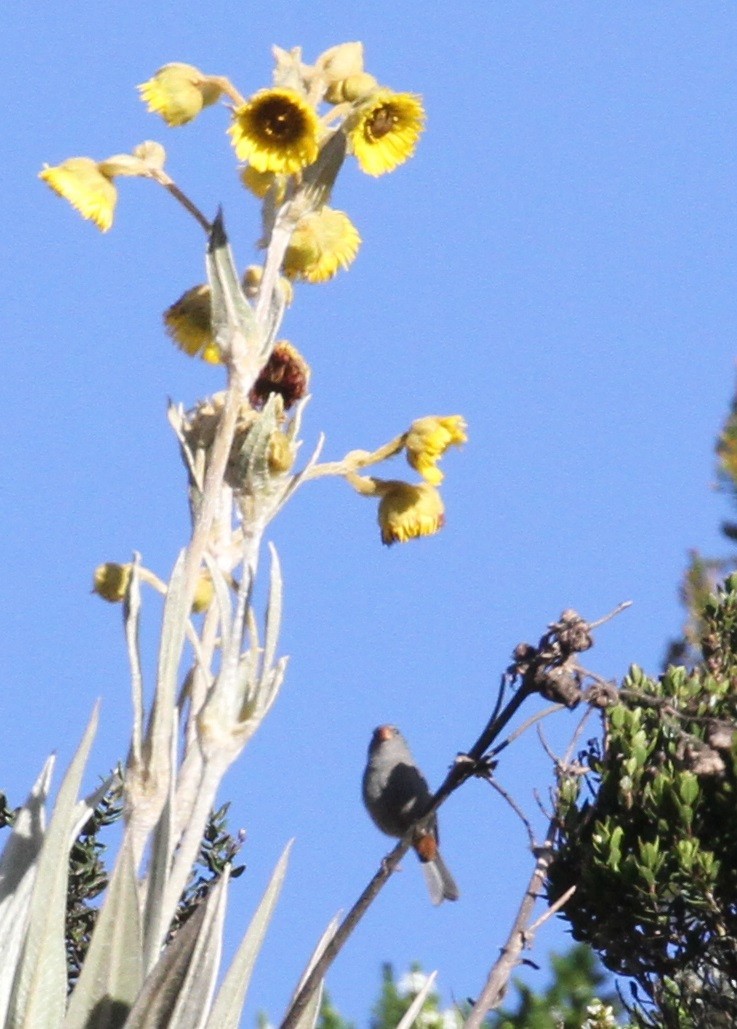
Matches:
[325,73,379,105]
[242,265,294,307]
[191,572,215,614]
[315,42,365,82]
[93,562,132,602]
[138,63,223,126]
[267,431,295,475]
[239,165,286,200]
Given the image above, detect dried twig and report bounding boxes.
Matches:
[462,818,559,1028]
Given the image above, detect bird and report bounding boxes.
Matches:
[362,724,459,905]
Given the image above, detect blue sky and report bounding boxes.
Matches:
[4,2,737,1023]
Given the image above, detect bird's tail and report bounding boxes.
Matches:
[421,851,460,905]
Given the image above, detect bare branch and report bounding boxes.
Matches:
[587,599,632,630]
[462,818,558,1028]
[525,883,576,937]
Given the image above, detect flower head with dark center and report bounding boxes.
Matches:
[229,88,319,174]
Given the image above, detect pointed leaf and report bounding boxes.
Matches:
[124,554,145,764]
[207,211,258,358]
[395,971,437,1029]
[205,840,293,1029]
[292,982,324,1029]
[64,836,143,1029]
[8,706,99,1029]
[168,869,229,1027]
[0,757,53,905]
[141,756,176,974]
[283,912,341,1029]
[263,544,283,677]
[0,759,54,1023]
[125,870,228,1029]
[149,549,189,764]
[203,553,233,656]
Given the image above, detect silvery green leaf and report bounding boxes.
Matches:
[263,543,283,676]
[0,758,54,1022]
[124,554,145,761]
[203,553,233,656]
[0,757,53,905]
[300,130,346,209]
[8,706,99,1028]
[63,836,143,1029]
[292,981,324,1029]
[227,393,283,496]
[205,840,293,1029]
[142,548,188,797]
[141,739,177,973]
[125,870,229,1029]
[167,869,228,1028]
[70,772,119,844]
[207,211,258,362]
[284,912,341,1029]
[395,971,437,1029]
[154,548,189,725]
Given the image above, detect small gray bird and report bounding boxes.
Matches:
[362,724,459,905]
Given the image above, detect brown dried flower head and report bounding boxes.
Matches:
[249,342,311,411]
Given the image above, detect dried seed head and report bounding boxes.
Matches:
[249,342,311,411]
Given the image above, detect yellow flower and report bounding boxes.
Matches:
[93,562,132,602]
[375,481,445,546]
[164,284,223,364]
[39,158,117,232]
[282,207,361,283]
[405,416,468,485]
[228,88,319,173]
[138,63,222,126]
[347,90,425,176]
